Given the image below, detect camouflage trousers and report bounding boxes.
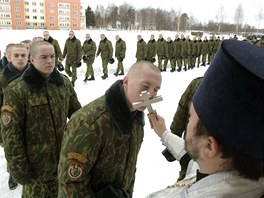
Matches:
[65,63,77,83]
[22,179,58,198]
[85,61,94,77]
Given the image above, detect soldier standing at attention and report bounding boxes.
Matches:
[62,30,82,87]
[157,34,168,71]
[146,34,157,63]
[136,35,147,62]
[164,37,175,72]
[96,34,113,80]
[58,61,162,198]
[1,41,81,198]
[82,33,97,82]
[114,35,126,76]
[0,43,14,71]
[43,31,63,68]
[0,44,30,190]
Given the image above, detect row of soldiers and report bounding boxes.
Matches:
[136,33,225,72]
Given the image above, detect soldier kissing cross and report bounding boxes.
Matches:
[132,91,163,113]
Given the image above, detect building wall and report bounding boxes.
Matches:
[11,0,26,29]
[0,0,84,30]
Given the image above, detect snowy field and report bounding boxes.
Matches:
[0,29,208,197]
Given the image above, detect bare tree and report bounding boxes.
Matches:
[234,3,244,32]
[216,5,225,32]
[256,8,264,32]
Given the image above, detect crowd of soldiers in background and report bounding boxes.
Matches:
[1,31,264,85]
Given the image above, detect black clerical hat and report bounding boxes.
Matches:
[193,40,264,162]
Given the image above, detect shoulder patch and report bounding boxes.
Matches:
[2,105,14,112]
[1,111,11,125]
[67,162,83,179]
[67,152,87,164]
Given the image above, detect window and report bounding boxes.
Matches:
[40,9,44,13]
[50,9,55,14]
[73,5,78,9]
[32,2,36,6]
[73,11,78,15]
[14,0,20,3]
[32,9,37,12]
[49,2,54,7]
[40,3,44,6]
[25,8,29,12]
[50,23,54,27]
[15,7,21,11]
[50,16,55,20]
[16,22,22,26]
[25,15,30,19]
[33,16,37,19]
[15,15,21,18]
[40,16,44,20]
[33,23,37,26]
[24,1,29,5]
[73,17,78,21]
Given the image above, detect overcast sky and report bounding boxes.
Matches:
[85,0,264,29]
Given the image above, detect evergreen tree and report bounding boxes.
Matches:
[86,6,96,27]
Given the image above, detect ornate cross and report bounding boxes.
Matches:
[132,91,163,113]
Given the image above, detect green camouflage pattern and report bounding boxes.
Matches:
[45,37,63,66]
[136,39,147,62]
[164,40,175,69]
[82,39,97,77]
[115,38,126,74]
[170,77,203,137]
[1,72,81,197]
[97,38,113,74]
[63,37,82,82]
[173,38,182,69]
[146,39,156,61]
[58,93,144,197]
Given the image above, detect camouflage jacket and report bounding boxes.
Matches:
[173,38,182,57]
[0,62,30,143]
[201,40,209,55]
[44,36,63,65]
[170,77,203,137]
[115,38,126,59]
[82,39,97,63]
[1,65,81,185]
[58,80,145,198]
[63,36,82,65]
[167,40,175,58]
[136,39,147,60]
[96,37,113,60]
[0,56,8,72]
[146,39,157,59]
[156,38,168,57]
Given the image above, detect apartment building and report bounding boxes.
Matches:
[0,0,86,30]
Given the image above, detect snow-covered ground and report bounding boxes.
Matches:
[0,29,208,197]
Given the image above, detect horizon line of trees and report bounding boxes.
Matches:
[85,3,264,35]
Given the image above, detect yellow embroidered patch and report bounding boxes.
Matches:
[2,105,14,112]
[68,162,82,179]
[1,112,11,125]
[67,152,87,164]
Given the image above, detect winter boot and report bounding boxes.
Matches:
[170,68,175,72]
[113,72,118,76]
[83,76,88,82]
[88,75,95,81]
[118,71,124,75]
[8,175,18,190]
[101,74,108,80]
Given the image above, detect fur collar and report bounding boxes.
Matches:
[44,36,54,43]
[22,64,64,91]
[105,80,145,134]
[3,62,29,84]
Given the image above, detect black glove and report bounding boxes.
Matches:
[82,55,88,62]
[108,58,115,64]
[96,184,128,198]
[162,148,176,162]
[118,57,123,62]
[57,63,64,71]
[151,57,156,63]
[74,61,82,68]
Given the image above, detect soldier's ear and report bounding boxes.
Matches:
[123,76,128,88]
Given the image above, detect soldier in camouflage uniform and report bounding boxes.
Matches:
[114,35,126,76]
[96,34,113,80]
[1,41,81,198]
[162,77,203,181]
[189,36,198,69]
[181,34,188,71]
[156,34,168,71]
[146,34,157,63]
[62,30,82,86]
[201,36,209,66]
[58,61,162,198]
[136,35,148,62]
[196,37,202,67]
[207,35,215,65]
[0,43,14,72]
[0,44,30,190]
[164,37,175,72]
[173,34,182,72]
[43,31,63,68]
[257,36,264,48]
[82,33,97,82]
